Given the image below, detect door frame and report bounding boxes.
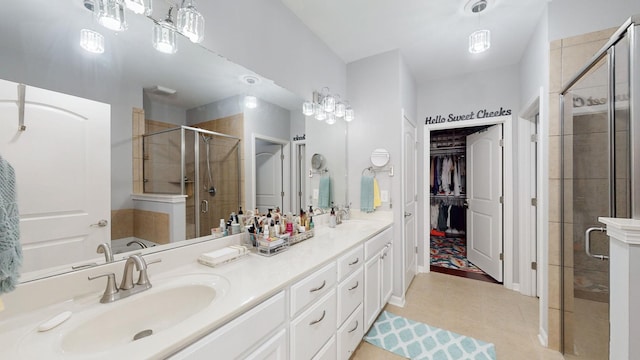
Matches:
[292,140,306,213]
[250,133,291,213]
[401,109,418,295]
[422,115,514,289]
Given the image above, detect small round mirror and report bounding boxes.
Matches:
[311,153,325,170]
[370,148,390,167]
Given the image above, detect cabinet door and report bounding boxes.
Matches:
[364,255,381,330]
[381,244,393,304]
[291,290,337,360]
[312,335,337,360]
[245,328,288,360]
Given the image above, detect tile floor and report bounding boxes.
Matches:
[352,272,565,359]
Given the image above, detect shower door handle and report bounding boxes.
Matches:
[201,200,209,213]
[585,226,608,260]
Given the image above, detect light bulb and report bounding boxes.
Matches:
[124,0,152,15]
[334,102,345,118]
[245,95,257,109]
[344,107,355,122]
[469,30,490,54]
[326,114,336,125]
[322,94,336,113]
[80,29,105,54]
[302,101,314,116]
[314,104,327,121]
[177,0,205,43]
[94,0,127,32]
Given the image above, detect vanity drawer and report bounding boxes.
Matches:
[291,262,336,317]
[312,335,337,360]
[170,291,285,359]
[337,245,363,282]
[364,227,392,260]
[291,289,337,360]
[337,304,363,360]
[337,267,363,326]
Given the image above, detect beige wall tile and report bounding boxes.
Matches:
[549,179,561,222]
[549,48,562,93]
[548,264,561,310]
[548,135,561,180]
[563,266,574,313]
[548,221,561,266]
[111,209,134,240]
[154,212,170,245]
[548,93,561,136]
[548,308,561,351]
[563,222,574,268]
[562,27,616,48]
[561,41,608,86]
[550,39,562,50]
[562,310,575,354]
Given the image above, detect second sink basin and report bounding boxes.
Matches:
[58,273,228,355]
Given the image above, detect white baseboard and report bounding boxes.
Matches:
[418,265,428,273]
[538,327,548,347]
[388,295,405,308]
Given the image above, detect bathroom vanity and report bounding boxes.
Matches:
[0,213,393,360]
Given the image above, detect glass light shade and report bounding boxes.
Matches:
[80,29,105,54]
[325,114,336,125]
[94,0,127,32]
[124,0,152,15]
[244,95,257,109]
[344,107,355,122]
[314,104,327,121]
[153,20,177,54]
[322,94,336,113]
[302,101,314,116]
[469,30,490,54]
[177,0,205,43]
[334,102,345,118]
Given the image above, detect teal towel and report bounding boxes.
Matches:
[318,176,331,209]
[0,155,22,294]
[360,175,374,213]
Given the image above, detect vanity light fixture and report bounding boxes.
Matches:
[303,88,355,123]
[177,0,205,43]
[93,0,127,32]
[124,0,152,16]
[469,29,490,54]
[153,7,178,54]
[80,29,105,54]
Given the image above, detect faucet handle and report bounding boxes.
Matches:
[137,258,161,287]
[88,273,119,303]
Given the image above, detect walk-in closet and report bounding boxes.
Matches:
[428,125,499,283]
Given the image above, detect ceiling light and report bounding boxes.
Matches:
[153,8,178,54]
[149,85,177,95]
[334,102,345,118]
[469,30,490,54]
[244,95,257,109]
[471,0,487,13]
[344,106,355,122]
[325,114,336,125]
[177,0,205,43]
[80,29,105,54]
[93,0,127,32]
[314,104,327,121]
[124,0,152,15]
[302,101,314,116]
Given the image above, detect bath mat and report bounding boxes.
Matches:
[364,311,496,360]
[430,237,485,274]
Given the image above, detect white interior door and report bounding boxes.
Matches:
[466,124,503,282]
[403,114,417,293]
[0,79,110,274]
[255,141,283,213]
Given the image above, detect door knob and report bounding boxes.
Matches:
[404,212,412,218]
[91,219,108,227]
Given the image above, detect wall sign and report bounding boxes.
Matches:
[573,93,629,108]
[425,107,512,125]
[293,134,306,141]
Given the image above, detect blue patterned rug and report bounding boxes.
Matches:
[364,311,496,360]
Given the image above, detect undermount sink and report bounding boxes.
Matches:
[58,273,229,355]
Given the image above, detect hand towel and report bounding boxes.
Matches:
[373,178,382,208]
[0,155,22,294]
[318,176,331,209]
[360,175,374,213]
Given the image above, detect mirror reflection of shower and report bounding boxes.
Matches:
[201,134,217,197]
[143,126,241,239]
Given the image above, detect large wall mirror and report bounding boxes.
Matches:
[0,0,347,282]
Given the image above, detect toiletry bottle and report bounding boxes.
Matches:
[263,224,270,240]
[329,207,336,228]
[220,219,226,236]
[269,219,276,237]
[309,216,314,229]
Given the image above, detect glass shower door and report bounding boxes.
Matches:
[561,32,631,359]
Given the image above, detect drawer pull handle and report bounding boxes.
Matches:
[348,320,359,333]
[309,280,326,293]
[309,310,326,325]
[348,258,359,266]
[348,281,359,291]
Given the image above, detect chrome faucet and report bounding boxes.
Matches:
[88,254,161,304]
[126,240,148,249]
[96,242,114,263]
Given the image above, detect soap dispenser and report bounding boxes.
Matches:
[329,207,336,228]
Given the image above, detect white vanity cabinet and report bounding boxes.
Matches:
[169,291,287,360]
[364,228,393,330]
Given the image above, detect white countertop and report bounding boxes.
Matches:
[0,213,393,359]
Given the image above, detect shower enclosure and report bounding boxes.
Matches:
[143,126,241,239]
[560,17,638,359]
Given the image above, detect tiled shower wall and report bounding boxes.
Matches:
[547,27,616,351]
